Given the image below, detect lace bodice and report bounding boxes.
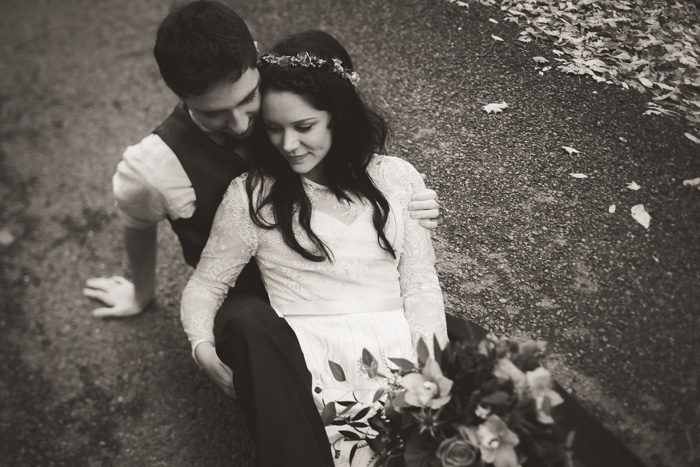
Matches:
[180,155,447,356]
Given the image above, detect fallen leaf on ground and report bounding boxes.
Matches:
[0,229,15,247]
[489,18,498,24]
[639,77,654,88]
[685,133,700,144]
[609,204,616,213]
[492,35,504,42]
[569,173,588,178]
[631,204,651,229]
[482,101,509,113]
[627,181,641,190]
[683,177,700,189]
[562,146,580,155]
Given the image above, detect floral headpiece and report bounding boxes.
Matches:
[259,52,360,87]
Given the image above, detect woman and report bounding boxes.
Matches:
[180,30,448,465]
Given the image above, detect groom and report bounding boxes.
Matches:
[83,2,439,466]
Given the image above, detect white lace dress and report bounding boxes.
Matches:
[181,155,448,466]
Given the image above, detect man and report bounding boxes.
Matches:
[83,2,439,466]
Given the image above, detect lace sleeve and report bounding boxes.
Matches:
[180,176,258,357]
[396,164,449,352]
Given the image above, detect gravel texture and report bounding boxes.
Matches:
[1,0,698,466]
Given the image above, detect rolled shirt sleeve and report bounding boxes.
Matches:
[112,133,196,229]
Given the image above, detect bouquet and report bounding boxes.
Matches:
[324,330,574,467]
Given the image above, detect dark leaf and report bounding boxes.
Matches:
[336,400,357,407]
[389,357,417,371]
[362,348,377,367]
[321,402,336,426]
[353,406,371,421]
[417,338,429,367]
[339,430,362,441]
[349,421,369,429]
[349,443,358,464]
[433,335,443,364]
[373,388,385,402]
[329,360,346,382]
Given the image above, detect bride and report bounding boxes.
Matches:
[180,29,448,465]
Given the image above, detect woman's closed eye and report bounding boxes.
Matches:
[295,124,313,133]
[265,124,313,133]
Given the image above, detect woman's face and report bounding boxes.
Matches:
[261,90,332,185]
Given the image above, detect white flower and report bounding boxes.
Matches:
[525,367,563,424]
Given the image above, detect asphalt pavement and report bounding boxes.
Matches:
[0,0,698,466]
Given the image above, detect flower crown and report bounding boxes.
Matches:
[259,52,360,87]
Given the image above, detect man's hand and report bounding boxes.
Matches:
[83,276,150,318]
[195,342,236,398]
[409,189,440,230]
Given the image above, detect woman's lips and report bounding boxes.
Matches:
[286,153,308,162]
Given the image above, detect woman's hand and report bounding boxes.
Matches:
[195,342,237,398]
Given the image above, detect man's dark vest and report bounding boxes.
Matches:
[153,102,266,297]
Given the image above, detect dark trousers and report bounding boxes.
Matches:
[213,293,334,467]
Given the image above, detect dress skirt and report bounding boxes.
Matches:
[285,307,416,412]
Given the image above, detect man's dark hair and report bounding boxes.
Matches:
[153,1,258,97]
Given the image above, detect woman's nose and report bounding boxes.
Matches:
[283,131,299,153]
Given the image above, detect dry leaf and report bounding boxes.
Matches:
[639,77,654,88]
[685,133,700,144]
[562,146,580,155]
[0,229,15,247]
[683,177,700,189]
[482,101,509,113]
[626,181,641,190]
[492,35,504,42]
[569,173,588,179]
[489,18,498,24]
[631,204,651,229]
[609,204,616,213]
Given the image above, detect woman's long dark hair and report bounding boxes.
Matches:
[248,30,396,262]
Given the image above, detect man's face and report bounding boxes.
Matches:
[184,67,261,140]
